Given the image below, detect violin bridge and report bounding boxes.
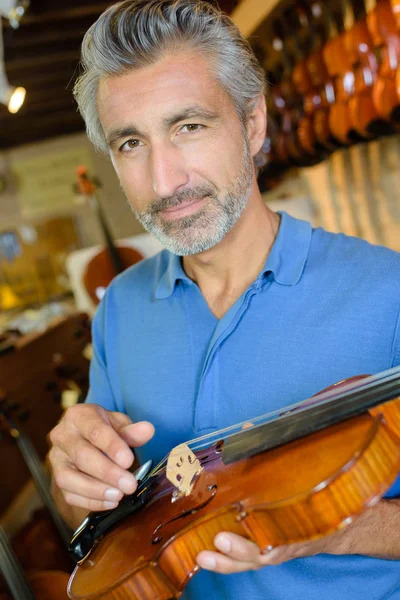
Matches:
[166,443,203,498]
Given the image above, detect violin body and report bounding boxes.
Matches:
[323,27,355,145]
[269,81,303,165]
[75,166,144,305]
[83,246,144,305]
[346,12,396,137]
[366,0,400,121]
[68,381,400,600]
[390,0,400,30]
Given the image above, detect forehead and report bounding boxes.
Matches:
[97,52,235,132]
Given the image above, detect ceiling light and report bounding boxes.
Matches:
[0,68,25,113]
[7,85,25,112]
[0,14,26,112]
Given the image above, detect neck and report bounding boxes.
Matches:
[182,186,280,316]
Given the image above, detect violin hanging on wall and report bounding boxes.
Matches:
[302,1,344,152]
[322,1,356,145]
[75,166,144,305]
[343,0,395,138]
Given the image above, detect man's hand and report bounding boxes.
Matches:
[49,403,155,512]
[196,498,400,573]
[196,532,334,574]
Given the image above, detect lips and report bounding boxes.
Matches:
[160,196,208,220]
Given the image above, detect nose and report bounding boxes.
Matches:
[149,142,189,199]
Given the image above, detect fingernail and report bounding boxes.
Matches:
[215,534,231,552]
[118,476,136,494]
[104,488,122,501]
[198,555,216,569]
[103,501,118,509]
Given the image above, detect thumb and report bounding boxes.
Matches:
[115,419,155,447]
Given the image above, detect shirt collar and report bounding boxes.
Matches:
[155,211,312,299]
[261,211,312,285]
[155,252,192,299]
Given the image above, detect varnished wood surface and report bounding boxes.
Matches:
[68,398,400,600]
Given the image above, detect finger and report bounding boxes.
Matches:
[116,420,155,449]
[63,491,119,512]
[68,438,138,495]
[197,550,259,574]
[74,406,136,469]
[241,422,254,430]
[213,532,261,563]
[258,547,290,566]
[54,463,124,504]
[52,405,135,471]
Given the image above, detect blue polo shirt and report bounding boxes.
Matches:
[87,211,400,600]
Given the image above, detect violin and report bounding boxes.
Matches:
[365,0,400,122]
[286,5,320,159]
[75,166,144,305]
[67,366,400,600]
[304,1,344,151]
[390,0,400,30]
[269,20,318,167]
[322,2,356,145]
[343,0,393,138]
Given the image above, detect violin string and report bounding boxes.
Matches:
[146,364,400,480]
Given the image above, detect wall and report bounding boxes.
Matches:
[2,130,400,255]
[264,134,400,253]
[0,132,145,247]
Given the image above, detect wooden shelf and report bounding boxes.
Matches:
[230,0,281,37]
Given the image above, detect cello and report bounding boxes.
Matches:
[67,366,400,600]
[0,526,70,600]
[75,166,144,305]
[0,400,72,599]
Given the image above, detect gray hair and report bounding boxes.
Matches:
[74,0,268,172]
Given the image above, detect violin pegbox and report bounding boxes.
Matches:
[166,443,203,500]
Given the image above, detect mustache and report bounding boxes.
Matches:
[146,185,216,214]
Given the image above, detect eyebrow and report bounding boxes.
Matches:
[106,105,221,149]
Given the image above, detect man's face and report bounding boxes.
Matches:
[97,52,254,255]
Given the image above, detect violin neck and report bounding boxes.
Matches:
[0,525,36,600]
[90,194,125,274]
[222,367,400,465]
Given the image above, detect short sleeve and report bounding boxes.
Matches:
[84,298,118,411]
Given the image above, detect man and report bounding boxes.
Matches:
[49,1,400,598]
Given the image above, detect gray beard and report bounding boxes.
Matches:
[129,139,254,256]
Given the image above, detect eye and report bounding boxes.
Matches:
[119,139,142,152]
[179,124,204,134]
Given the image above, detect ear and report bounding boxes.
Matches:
[246,95,267,158]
